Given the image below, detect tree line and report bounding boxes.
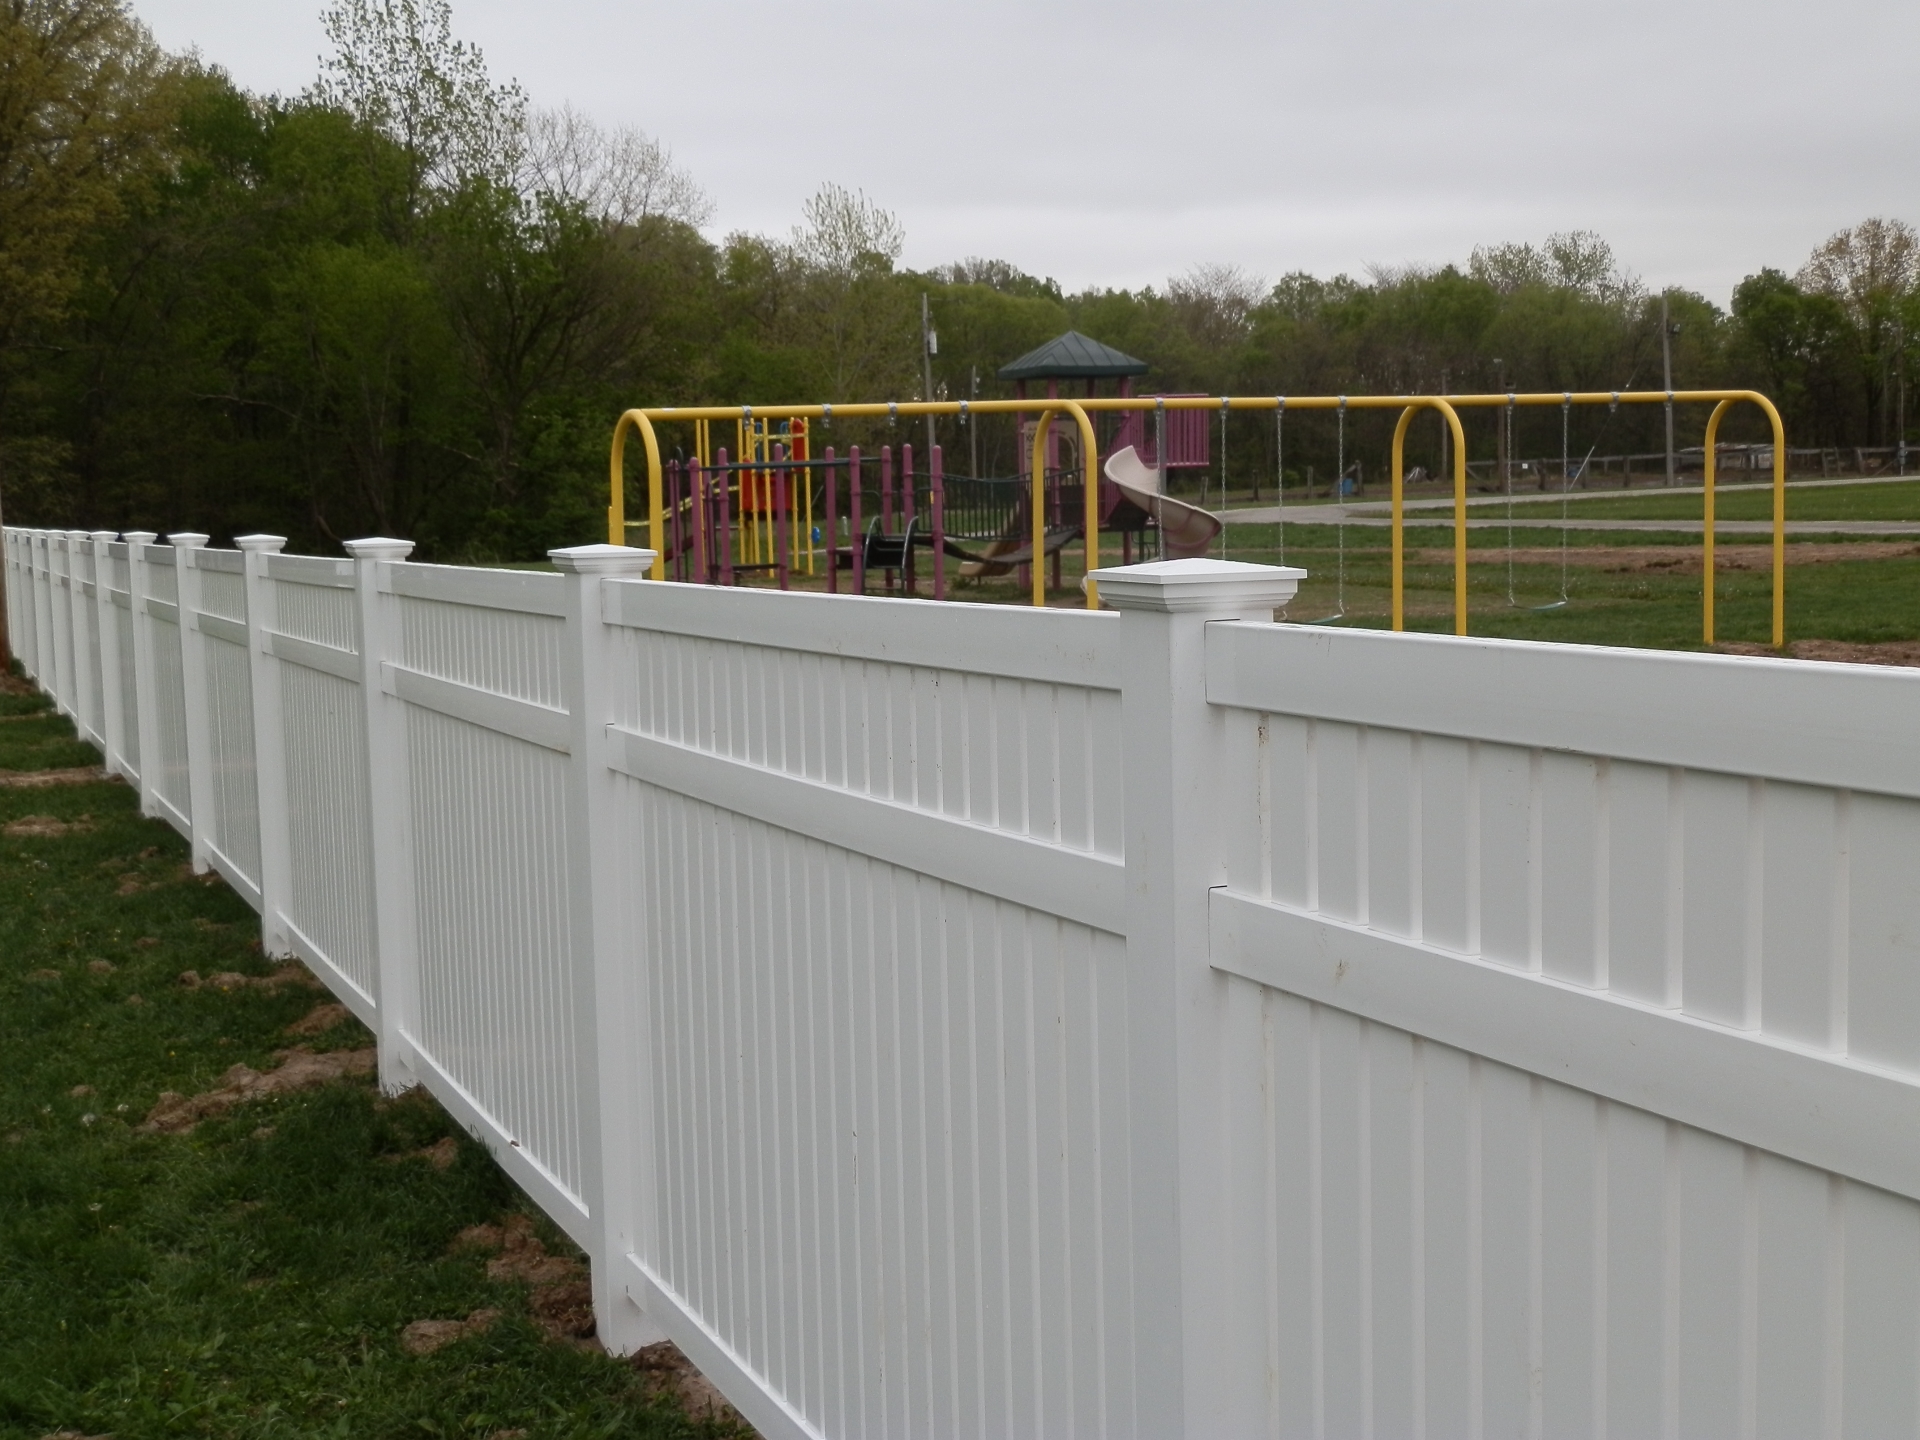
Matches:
[3,0,1916,558]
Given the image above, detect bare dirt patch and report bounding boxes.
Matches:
[1,670,36,696]
[1717,638,1920,668]
[448,1215,598,1346]
[632,1342,747,1426]
[0,766,113,788]
[400,1307,503,1356]
[386,1135,459,1172]
[177,965,324,994]
[4,813,92,837]
[139,1047,377,1134]
[449,1215,748,1424]
[284,1001,351,1035]
[1416,542,1920,573]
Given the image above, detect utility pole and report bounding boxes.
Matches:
[1662,293,1678,488]
[1494,358,1507,490]
[920,293,938,462]
[1899,323,1908,477]
[969,365,980,478]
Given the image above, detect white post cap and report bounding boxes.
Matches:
[168,532,211,549]
[548,543,657,577]
[122,531,158,546]
[1087,557,1307,615]
[234,534,288,554]
[88,530,118,544]
[342,538,415,561]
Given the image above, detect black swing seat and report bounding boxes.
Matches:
[832,518,920,570]
[862,517,917,571]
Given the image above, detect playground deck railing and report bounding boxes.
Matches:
[616,390,1789,645]
[15,526,1920,1438]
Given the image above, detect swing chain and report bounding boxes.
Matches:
[821,404,832,428]
[958,400,968,425]
[887,401,897,427]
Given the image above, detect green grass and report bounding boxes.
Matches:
[1496,478,1920,523]
[680,520,1919,652]
[0,680,734,1439]
[1208,523,1920,650]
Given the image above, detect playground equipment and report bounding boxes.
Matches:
[614,399,1109,607]
[1100,445,1221,557]
[610,388,1787,643]
[999,331,1211,583]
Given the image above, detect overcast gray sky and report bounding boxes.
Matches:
[132,0,1918,306]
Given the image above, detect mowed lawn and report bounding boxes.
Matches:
[0,673,739,1440]
[1204,522,1920,651]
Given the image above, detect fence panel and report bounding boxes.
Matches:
[49,533,78,718]
[187,547,264,906]
[69,534,108,749]
[262,552,378,1010]
[597,581,1135,1440]
[2,530,19,670]
[32,532,54,690]
[1202,621,1920,1436]
[105,543,140,782]
[135,542,193,838]
[384,562,591,1242]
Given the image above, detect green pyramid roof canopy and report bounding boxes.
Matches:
[997,330,1149,381]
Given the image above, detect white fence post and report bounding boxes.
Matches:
[170,533,214,872]
[123,533,161,818]
[238,534,292,956]
[344,537,421,1095]
[91,532,123,773]
[550,543,665,1357]
[1096,557,1303,1438]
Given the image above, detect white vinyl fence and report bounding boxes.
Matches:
[10,522,1920,1438]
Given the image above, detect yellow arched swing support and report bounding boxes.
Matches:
[611,400,1104,607]
[1413,391,1788,647]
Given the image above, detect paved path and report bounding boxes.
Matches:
[1343,471,1920,515]
[1220,511,1920,537]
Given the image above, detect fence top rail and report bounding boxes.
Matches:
[193,548,245,575]
[139,543,177,567]
[1206,620,1920,800]
[264,553,356,587]
[609,575,1121,690]
[387,561,566,617]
